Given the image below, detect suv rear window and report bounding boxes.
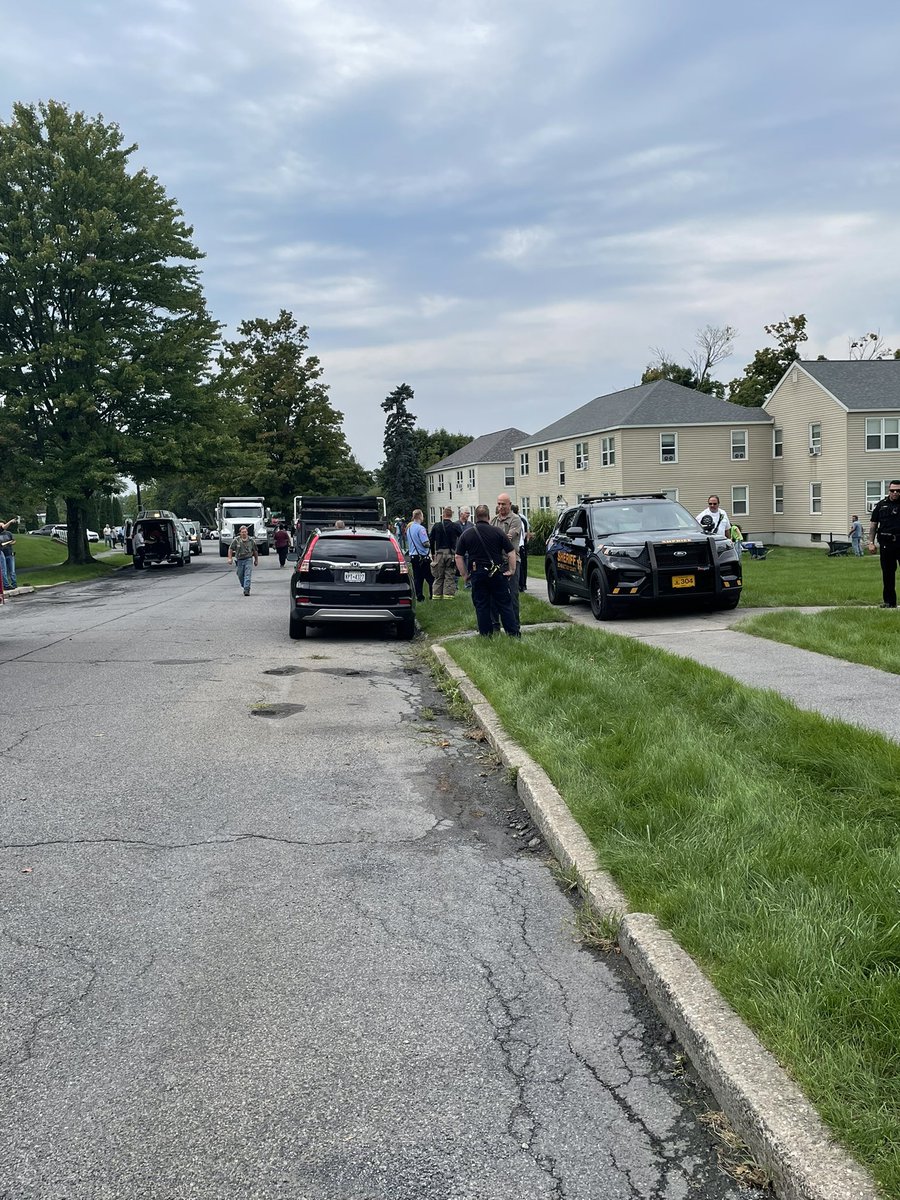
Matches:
[311,536,392,564]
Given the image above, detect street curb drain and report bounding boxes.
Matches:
[430,642,880,1200]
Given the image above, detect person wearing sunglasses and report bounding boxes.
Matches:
[868,480,900,608]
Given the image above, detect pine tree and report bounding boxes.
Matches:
[380,384,425,518]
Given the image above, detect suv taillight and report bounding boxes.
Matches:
[390,535,409,574]
[297,534,318,574]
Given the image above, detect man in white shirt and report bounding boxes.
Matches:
[696,494,731,539]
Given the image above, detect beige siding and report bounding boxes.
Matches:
[847,411,900,518]
[516,433,623,507]
[766,368,848,541]
[424,461,518,524]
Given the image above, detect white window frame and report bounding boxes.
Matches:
[731,429,748,461]
[865,417,900,452]
[520,496,531,518]
[660,432,678,463]
[429,506,436,524]
[519,452,530,477]
[866,479,892,512]
[456,470,463,490]
[773,427,783,458]
[809,422,822,455]
[437,472,444,493]
[557,460,566,486]
[601,436,615,467]
[537,449,549,474]
[538,495,551,510]
[505,466,515,487]
[575,441,589,470]
[810,482,822,515]
[773,484,784,515]
[731,485,749,517]
[428,475,435,492]
[468,468,476,489]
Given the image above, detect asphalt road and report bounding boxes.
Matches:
[2,552,746,1200]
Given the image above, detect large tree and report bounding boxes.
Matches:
[412,426,472,472]
[217,310,371,517]
[641,325,736,397]
[728,315,808,407]
[0,100,221,562]
[379,383,425,518]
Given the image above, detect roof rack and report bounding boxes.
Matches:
[578,494,667,504]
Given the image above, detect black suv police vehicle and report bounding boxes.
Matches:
[545,494,742,619]
[290,526,416,640]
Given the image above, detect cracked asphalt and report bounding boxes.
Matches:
[1,554,749,1200]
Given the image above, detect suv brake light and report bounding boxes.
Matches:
[390,535,409,574]
[298,534,318,573]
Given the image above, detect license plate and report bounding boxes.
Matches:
[672,574,695,589]
[344,571,366,583]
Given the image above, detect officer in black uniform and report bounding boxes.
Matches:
[455,504,519,636]
[868,479,900,608]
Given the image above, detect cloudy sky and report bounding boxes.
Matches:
[3,0,900,466]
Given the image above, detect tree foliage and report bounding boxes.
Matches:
[727,315,808,407]
[848,332,899,360]
[216,310,371,517]
[411,427,472,472]
[0,100,221,562]
[642,325,735,397]
[379,383,425,518]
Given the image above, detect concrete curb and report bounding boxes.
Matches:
[430,642,881,1200]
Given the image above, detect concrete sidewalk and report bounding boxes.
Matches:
[562,601,900,743]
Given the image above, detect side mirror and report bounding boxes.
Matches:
[566,524,584,537]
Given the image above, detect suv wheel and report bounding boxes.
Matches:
[289,612,307,639]
[546,565,570,605]
[589,568,617,621]
[397,615,416,640]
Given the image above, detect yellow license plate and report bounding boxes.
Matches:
[672,574,695,589]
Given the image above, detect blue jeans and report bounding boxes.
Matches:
[235,557,253,592]
[2,551,14,589]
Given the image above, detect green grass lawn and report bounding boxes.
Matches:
[414,587,568,637]
[441,625,900,1197]
[737,608,900,674]
[13,535,130,587]
[530,545,883,608]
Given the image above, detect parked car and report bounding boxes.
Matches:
[180,521,203,555]
[29,525,56,536]
[544,494,742,619]
[289,526,415,640]
[46,524,100,543]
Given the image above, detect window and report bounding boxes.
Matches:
[437,473,444,493]
[456,470,463,490]
[505,466,515,487]
[731,430,747,460]
[601,436,615,467]
[866,480,893,512]
[429,506,436,524]
[539,495,551,510]
[809,423,822,455]
[661,489,678,501]
[576,493,590,503]
[866,417,900,451]
[660,433,678,463]
[428,476,435,492]
[537,449,549,474]
[557,460,566,486]
[575,441,589,470]
[468,468,476,489]
[810,482,822,514]
[773,484,784,514]
[773,427,783,458]
[520,496,531,518]
[731,485,748,517]
[519,452,530,476]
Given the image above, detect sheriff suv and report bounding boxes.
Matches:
[289,526,416,640]
[545,494,742,619]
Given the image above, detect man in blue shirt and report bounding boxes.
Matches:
[407,509,433,601]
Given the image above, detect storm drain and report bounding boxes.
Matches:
[250,703,306,718]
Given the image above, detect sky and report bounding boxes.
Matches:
[3,0,900,468]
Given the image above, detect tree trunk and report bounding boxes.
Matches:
[64,499,92,565]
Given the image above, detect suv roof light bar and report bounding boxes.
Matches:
[578,494,668,504]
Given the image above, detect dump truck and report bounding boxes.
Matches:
[292,495,387,552]
[216,496,270,557]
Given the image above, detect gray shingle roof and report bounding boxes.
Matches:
[514,380,771,448]
[796,360,900,410]
[428,428,531,471]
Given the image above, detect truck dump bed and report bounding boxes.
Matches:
[293,496,386,548]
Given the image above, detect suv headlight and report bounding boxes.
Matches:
[602,544,644,559]
[715,540,735,556]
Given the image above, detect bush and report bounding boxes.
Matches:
[527,509,558,557]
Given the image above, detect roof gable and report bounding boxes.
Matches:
[767,360,900,411]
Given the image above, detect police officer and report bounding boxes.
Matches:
[868,479,900,608]
[455,504,519,637]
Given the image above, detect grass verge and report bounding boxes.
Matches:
[442,624,900,1197]
[413,588,567,638]
[530,545,884,608]
[737,608,900,675]
[15,536,130,587]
